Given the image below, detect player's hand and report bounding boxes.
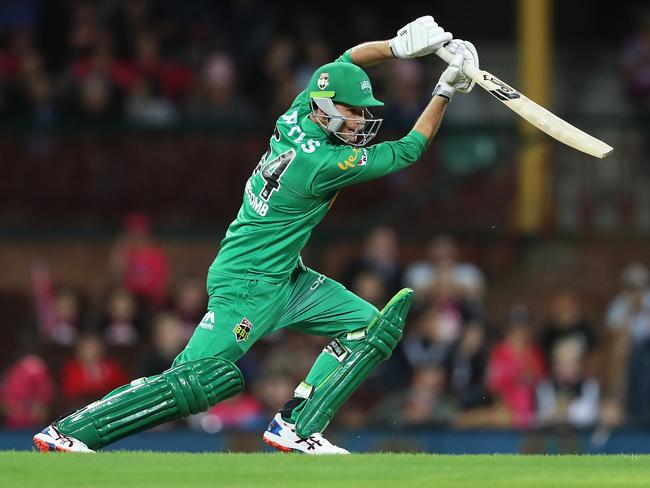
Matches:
[445,39,479,92]
[389,16,452,59]
[432,39,479,100]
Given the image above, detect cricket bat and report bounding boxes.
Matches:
[435,46,613,159]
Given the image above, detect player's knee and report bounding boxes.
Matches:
[163,357,244,416]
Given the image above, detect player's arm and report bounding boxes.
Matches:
[348,16,452,67]
[308,101,444,196]
[419,40,479,141]
[310,41,479,195]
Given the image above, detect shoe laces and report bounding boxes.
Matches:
[278,416,338,450]
[287,425,334,450]
[307,432,335,447]
[51,425,75,448]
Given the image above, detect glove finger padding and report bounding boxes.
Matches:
[445,39,479,93]
[427,30,453,56]
[443,52,466,85]
[432,52,464,100]
[390,16,452,59]
[419,15,452,56]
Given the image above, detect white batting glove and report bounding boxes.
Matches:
[445,39,479,92]
[389,16,452,59]
[432,39,479,100]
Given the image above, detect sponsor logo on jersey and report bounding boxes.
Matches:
[318,73,329,90]
[309,274,326,291]
[337,148,367,170]
[199,311,215,331]
[233,317,253,342]
[360,80,372,94]
[281,110,321,154]
[358,148,368,166]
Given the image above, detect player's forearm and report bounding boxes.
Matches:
[349,41,394,67]
[412,95,448,143]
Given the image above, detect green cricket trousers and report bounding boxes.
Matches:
[173,264,380,392]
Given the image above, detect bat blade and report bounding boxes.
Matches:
[435,48,613,159]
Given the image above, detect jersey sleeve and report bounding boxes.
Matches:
[287,89,309,111]
[334,49,356,65]
[309,130,429,195]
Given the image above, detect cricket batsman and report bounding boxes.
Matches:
[34,16,479,454]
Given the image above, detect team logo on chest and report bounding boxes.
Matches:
[233,317,253,342]
[318,72,329,90]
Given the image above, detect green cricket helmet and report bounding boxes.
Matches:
[307,62,383,146]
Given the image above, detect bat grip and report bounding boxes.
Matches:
[435,46,480,81]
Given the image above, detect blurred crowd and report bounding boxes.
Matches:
[0,0,432,130]
[2,0,650,439]
[1,0,647,132]
[3,217,650,441]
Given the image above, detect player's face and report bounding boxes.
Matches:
[334,103,366,144]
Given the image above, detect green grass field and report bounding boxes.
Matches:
[2,452,649,487]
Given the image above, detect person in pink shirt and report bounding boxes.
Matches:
[110,212,169,310]
[487,304,546,428]
[1,353,55,428]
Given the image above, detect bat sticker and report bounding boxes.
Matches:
[483,74,521,101]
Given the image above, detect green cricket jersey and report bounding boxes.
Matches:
[210,51,429,282]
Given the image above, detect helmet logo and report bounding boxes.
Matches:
[360,80,372,94]
[318,73,329,90]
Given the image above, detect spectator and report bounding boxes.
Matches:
[108,0,156,58]
[101,287,141,347]
[68,72,122,123]
[124,76,177,126]
[294,37,331,89]
[486,305,545,429]
[21,73,57,127]
[538,289,598,373]
[536,337,600,429]
[342,225,404,302]
[48,288,85,346]
[448,322,491,410]
[605,262,650,425]
[349,268,386,309]
[383,60,427,130]
[252,373,296,419]
[60,333,130,407]
[136,312,185,377]
[66,1,104,58]
[109,212,170,311]
[371,365,456,427]
[130,30,193,100]
[183,52,253,123]
[0,353,55,429]
[402,268,475,370]
[404,235,485,307]
[70,40,134,93]
[262,36,298,115]
[171,276,208,340]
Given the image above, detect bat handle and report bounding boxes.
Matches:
[435,45,481,82]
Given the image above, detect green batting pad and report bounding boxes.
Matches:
[56,357,243,449]
[294,288,413,438]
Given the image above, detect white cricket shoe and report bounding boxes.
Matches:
[33,425,95,453]
[263,413,349,454]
